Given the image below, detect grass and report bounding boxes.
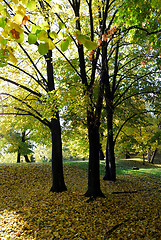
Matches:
[65,158,161,179]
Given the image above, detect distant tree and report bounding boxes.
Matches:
[2,129,33,163]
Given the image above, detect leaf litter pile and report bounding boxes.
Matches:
[0,162,161,239]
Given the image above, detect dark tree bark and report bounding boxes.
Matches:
[85,112,105,197]
[99,132,105,160]
[24,155,30,162]
[68,0,109,197]
[21,131,30,163]
[143,153,145,165]
[103,36,120,182]
[17,149,20,163]
[99,146,105,160]
[125,152,130,159]
[50,115,67,192]
[45,50,67,193]
[103,107,116,181]
[150,148,157,164]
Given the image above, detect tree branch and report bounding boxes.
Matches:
[1,93,50,127]
[18,43,47,85]
[0,76,42,98]
[8,63,47,92]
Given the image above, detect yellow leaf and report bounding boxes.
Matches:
[16,5,26,16]
[12,0,19,3]
[38,30,48,42]
[21,0,28,5]
[8,52,18,64]
[48,38,55,50]
[14,14,23,24]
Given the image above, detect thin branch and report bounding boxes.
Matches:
[102,0,110,33]
[3,0,13,11]
[18,43,47,83]
[106,9,118,32]
[115,90,160,109]
[54,13,77,46]
[127,25,161,36]
[1,93,43,118]
[114,71,157,107]
[14,107,49,127]
[8,63,47,91]
[0,112,28,116]
[1,93,49,127]
[88,0,94,41]
[0,76,42,98]
[112,37,119,95]
[55,45,82,79]
[114,63,140,93]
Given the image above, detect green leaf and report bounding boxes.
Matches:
[1,39,7,45]
[28,33,37,44]
[15,32,24,43]
[0,3,4,12]
[31,25,41,34]
[0,17,6,28]
[38,43,48,55]
[77,34,89,44]
[84,39,97,50]
[27,0,37,10]
[61,38,70,52]
[0,49,8,67]
[59,22,65,30]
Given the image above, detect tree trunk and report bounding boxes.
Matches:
[99,146,105,160]
[125,152,130,159]
[143,153,145,165]
[17,149,20,163]
[24,155,30,162]
[50,115,67,193]
[85,113,104,198]
[147,151,151,163]
[22,131,30,162]
[103,108,116,181]
[45,49,67,193]
[150,148,157,164]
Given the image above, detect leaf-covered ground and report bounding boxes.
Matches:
[0,161,161,239]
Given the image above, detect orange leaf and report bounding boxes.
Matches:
[97,39,102,48]
[10,29,20,39]
[22,15,30,25]
[140,60,146,68]
[89,50,94,61]
[102,33,108,41]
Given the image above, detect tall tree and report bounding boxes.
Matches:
[0,1,67,192]
[56,0,160,188]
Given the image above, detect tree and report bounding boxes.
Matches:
[99,0,161,180]
[49,0,160,194]
[0,1,67,192]
[4,129,33,163]
[61,0,161,187]
[0,0,160,198]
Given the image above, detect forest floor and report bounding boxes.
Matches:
[0,159,161,239]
